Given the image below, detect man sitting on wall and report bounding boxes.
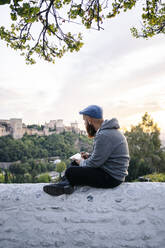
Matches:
[43,105,130,196]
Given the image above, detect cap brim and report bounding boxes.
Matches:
[79,111,85,115]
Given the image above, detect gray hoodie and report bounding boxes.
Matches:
[80,118,130,182]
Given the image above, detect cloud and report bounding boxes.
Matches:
[0,87,21,104]
[0,87,49,121]
[0,3,165,133]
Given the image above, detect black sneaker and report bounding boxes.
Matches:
[43,180,74,196]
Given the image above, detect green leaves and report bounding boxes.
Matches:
[69,4,85,19]
[47,23,57,36]
[107,0,136,18]
[125,112,164,181]
[0,0,11,5]
[132,0,165,38]
[0,0,164,64]
[54,0,62,9]
[55,162,66,174]
[10,12,17,20]
[11,3,40,23]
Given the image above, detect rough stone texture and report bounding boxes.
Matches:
[0,183,165,248]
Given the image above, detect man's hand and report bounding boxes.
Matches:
[81,152,90,159]
[73,152,89,165]
[75,159,81,165]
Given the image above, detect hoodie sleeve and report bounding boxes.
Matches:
[80,132,113,168]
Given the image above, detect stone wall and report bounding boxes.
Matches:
[0,183,165,248]
[0,162,13,169]
[0,161,21,170]
[0,118,81,139]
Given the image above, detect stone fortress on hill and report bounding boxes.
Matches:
[0,118,86,139]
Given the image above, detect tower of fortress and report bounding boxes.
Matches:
[0,119,23,139]
[55,119,64,133]
[10,118,23,139]
[56,119,64,127]
[0,118,83,139]
[47,120,56,129]
[71,121,79,133]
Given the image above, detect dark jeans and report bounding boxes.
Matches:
[65,164,122,188]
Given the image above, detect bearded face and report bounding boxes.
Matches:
[85,121,96,138]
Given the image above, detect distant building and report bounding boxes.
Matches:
[53,159,61,165]
[71,121,79,134]
[56,119,64,134]
[0,118,85,139]
[10,119,23,139]
[0,125,8,137]
[0,119,23,139]
[47,120,57,129]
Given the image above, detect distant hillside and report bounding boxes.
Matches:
[0,132,93,162]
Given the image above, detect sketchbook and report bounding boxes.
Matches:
[69,153,82,160]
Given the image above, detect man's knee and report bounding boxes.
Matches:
[65,167,73,180]
[65,167,79,186]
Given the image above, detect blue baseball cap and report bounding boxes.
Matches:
[79,105,103,119]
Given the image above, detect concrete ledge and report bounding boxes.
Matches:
[0,183,165,248]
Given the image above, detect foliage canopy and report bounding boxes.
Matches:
[55,161,66,179]
[0,113,165,183]
[0,131,92,162]
[125,112,165,181]
[0,0,164,64]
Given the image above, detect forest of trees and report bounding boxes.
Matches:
[0,131,93,162]
[0,113,165,183]
[125,113,165,181]
[0,131,93,183]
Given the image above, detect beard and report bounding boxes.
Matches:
[86,122,96,138]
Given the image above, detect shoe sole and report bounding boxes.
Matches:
[43,185,74,196]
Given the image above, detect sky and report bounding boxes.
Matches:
[0,2,165,138]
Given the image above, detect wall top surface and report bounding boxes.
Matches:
[0,182,165,248]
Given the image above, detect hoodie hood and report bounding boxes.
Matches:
[100,118,120,130]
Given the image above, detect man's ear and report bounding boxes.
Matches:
[88,117,92,125]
